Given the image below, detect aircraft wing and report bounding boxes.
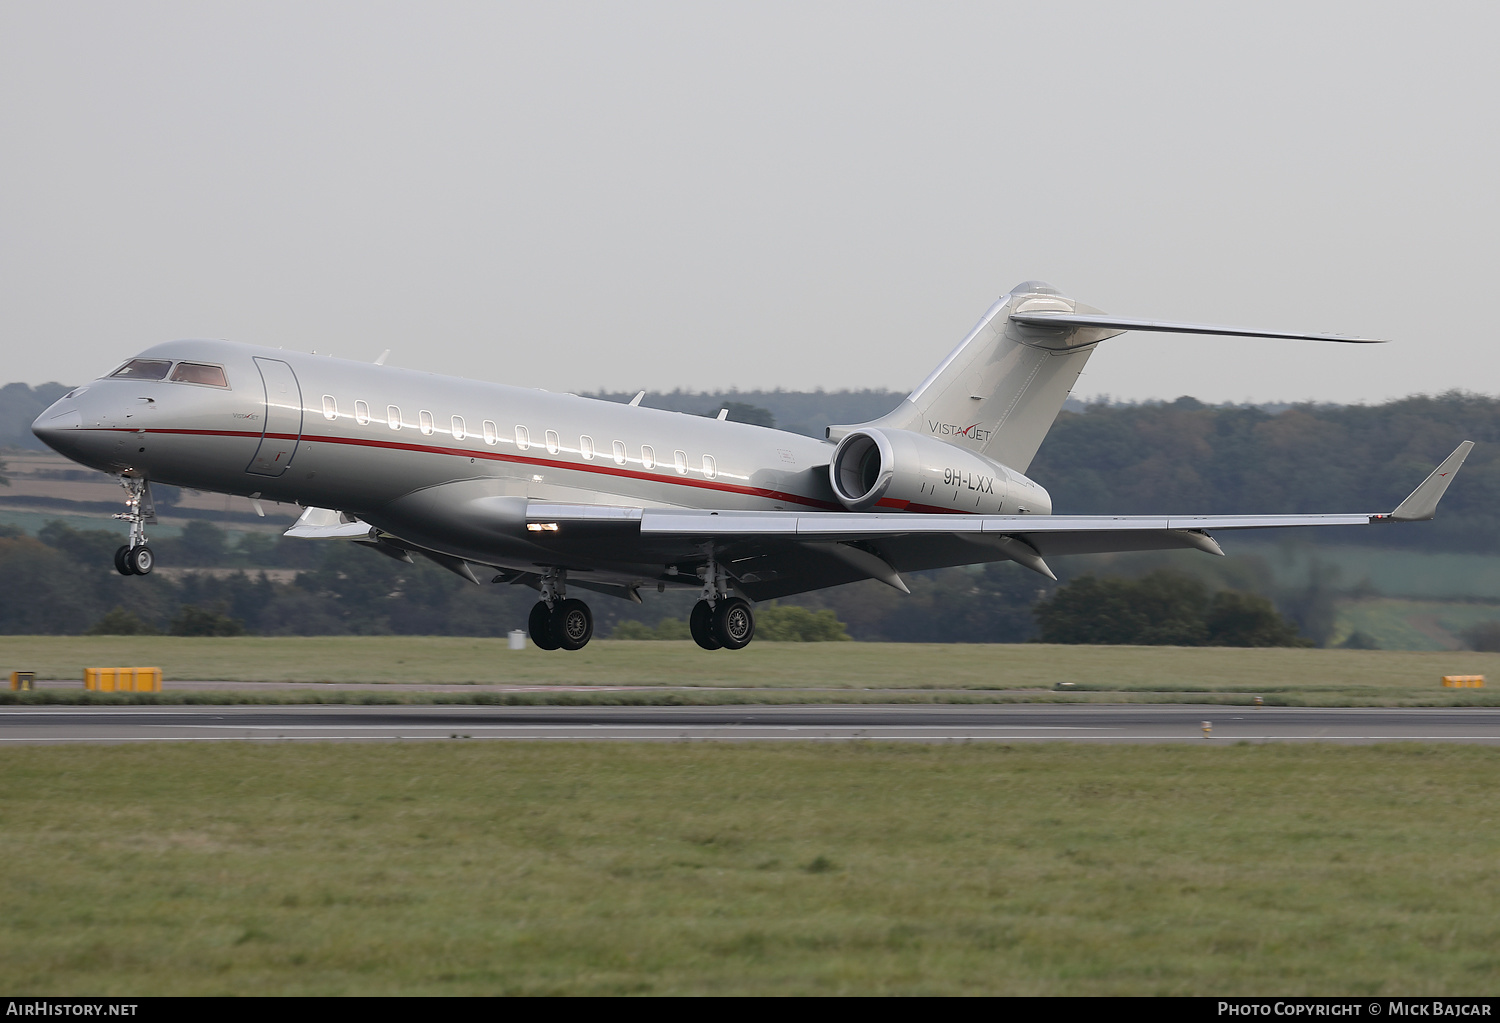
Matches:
[524,441,1474,601]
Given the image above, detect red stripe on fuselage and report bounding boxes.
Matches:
[104,426,853,511]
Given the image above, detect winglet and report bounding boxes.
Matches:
[1386,441,1474,522]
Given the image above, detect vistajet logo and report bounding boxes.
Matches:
[927,420,992,442]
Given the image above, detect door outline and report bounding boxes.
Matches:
[245,358,304,477]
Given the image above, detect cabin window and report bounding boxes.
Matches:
[387,405,401,430]
[515,426,530,451]
[703,454,717,479]
[321,395,338,421]
[612,440,626,465]
[171,362,229,387]
[674,450,688,475]
[545,430,560,454]
[580,435,595,460]
[355,400,370,425]
[482,420,497,445]
[419,410,434,436]
[451,415,466,441]
[642,445,656,470]
[110,359,172,380]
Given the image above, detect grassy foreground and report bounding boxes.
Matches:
[1,742,1497,995]
[3,636,1499,706]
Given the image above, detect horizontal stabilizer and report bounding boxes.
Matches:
[1009,311,1388,344]
[1386,441,1474,521]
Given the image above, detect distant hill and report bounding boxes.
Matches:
[587,388,904,438]
[1029,392,1499,552]
[0,382,72,450]
[5,378,1494,552]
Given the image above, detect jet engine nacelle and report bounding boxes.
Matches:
[828,427,1052,515]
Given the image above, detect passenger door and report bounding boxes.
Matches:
[245,357,303,477]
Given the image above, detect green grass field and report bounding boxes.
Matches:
[1232,542,1500,601]
[4,636,1499,706]
[1,742,1497,995]
[1332,599,1500,652]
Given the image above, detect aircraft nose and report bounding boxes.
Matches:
[32,405,81,438]
[32,389,99,462]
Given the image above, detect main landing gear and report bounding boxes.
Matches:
[528,568,594,651]
[525,559,757,653]
[689,555,755,651]
[112,477,155,576]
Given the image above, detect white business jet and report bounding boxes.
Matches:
[31,281,1472,650]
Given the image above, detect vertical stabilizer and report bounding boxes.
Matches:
[835,282,1121,473]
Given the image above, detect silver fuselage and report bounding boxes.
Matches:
[31,338,1043,588]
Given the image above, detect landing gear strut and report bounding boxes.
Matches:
[528,568,594,651]
[112,477,155,576]
[690,554,755,651]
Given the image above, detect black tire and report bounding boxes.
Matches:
[554,598,593,651]
[689,600,722,650]
[127,545,154,576]
[713,596,755,650]
[528,601,560,650]
[113,546,133,576]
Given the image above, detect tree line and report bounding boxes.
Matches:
[0,519,1316,646]
[1028,393,1498,552]
[5,381,1495,553]
[0,519,1051,641]
[2,386,1496,644]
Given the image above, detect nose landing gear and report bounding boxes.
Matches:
[527,568,594,651]
[112,477,156,576]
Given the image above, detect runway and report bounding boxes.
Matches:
[4,704,1500,744]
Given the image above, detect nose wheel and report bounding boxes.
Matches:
[112,477,157,576]
[114,545,155,576]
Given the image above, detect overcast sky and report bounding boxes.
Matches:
[2,2,1495,404]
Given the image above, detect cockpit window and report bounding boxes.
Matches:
[170,362,229,387]
[110,359,172,380]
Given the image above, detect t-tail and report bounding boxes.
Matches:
[831,280,1386,473]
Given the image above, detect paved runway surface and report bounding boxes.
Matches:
[4,704,1500,744]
